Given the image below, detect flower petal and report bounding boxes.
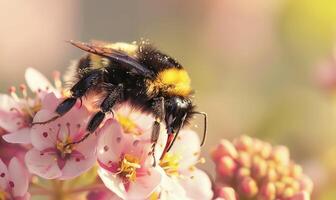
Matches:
[0,159,9,190]
[60,151,97,180]
[2,127,31,144]
[41,92,60,111]
[169,129,201,170]
[179,169,213,200]
[8,157,29,197]
[60,134,97,179]
[75,131,98,159]
[25,67,56,93]
[125,168,162,199]
[25,149,61,179]
[158,169,189,200]
[31,110,58,150]
[0,94,17,111]
[98,167,162,200]
[0,110,23,132]
[98,168,127,199]
[97,119,127,164]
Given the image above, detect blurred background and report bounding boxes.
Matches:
[1,0,336,199]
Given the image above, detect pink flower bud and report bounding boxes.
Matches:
[233,135,253,152]
[211,139,238,161]
[217,156,237,178]
[216,187,237,200]
[272,146,290,165]
[238,177,258,198]
[259,182,276,200]
[212,135,313,200]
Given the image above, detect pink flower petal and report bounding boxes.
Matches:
[25,149,61,179]
[60,153,96,180]
[25,68,57,94]
[0,94,17,111]
[35,99,89,143]
[75,131,98,158]
[169,129,201,170]
[98,169,127,199]
[2,127,31,144]
[97,119,127,164]
[179,169,213,200]
[125,168,162,199]
[98,167,162,200]
[31,111,58,150]
[61,107,90,142]
[8,157,29,197]
[59,136,97,180]
[0,110,23,132]
[41,92,60,111]
[0,159,9,190]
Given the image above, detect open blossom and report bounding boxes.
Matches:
[25,93,98,180]
[158,129,213,200]
[0,157,30,200]
[1,68,63,144]
[212,135,313,200]
[97,105,165,200]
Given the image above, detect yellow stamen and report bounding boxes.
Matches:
[149,192,160,200]
[160,153,181,177]
[22,102,42,119]
[56,137,73,158]
[117,154,141,182]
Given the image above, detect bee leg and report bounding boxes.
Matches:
[33,70,103,125]
[150,97,165,166]
[65,84,123,147]
[150,121,161,167]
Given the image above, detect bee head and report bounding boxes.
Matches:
[164,96,194,133]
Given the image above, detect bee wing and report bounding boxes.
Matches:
[69,40,154,77]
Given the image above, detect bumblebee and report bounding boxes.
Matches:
[34,40,207,161]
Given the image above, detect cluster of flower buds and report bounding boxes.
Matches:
[211,135,313,200]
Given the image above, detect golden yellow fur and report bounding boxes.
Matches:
[147,68,192,97]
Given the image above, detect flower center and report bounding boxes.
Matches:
[160,152,181,177]
[22,102,42,119]
[56,139,73,158]
[9,85,42,121]
[116,114,142,135]
[117,154,141,182]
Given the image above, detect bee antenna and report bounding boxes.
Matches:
[191,111,207,146]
